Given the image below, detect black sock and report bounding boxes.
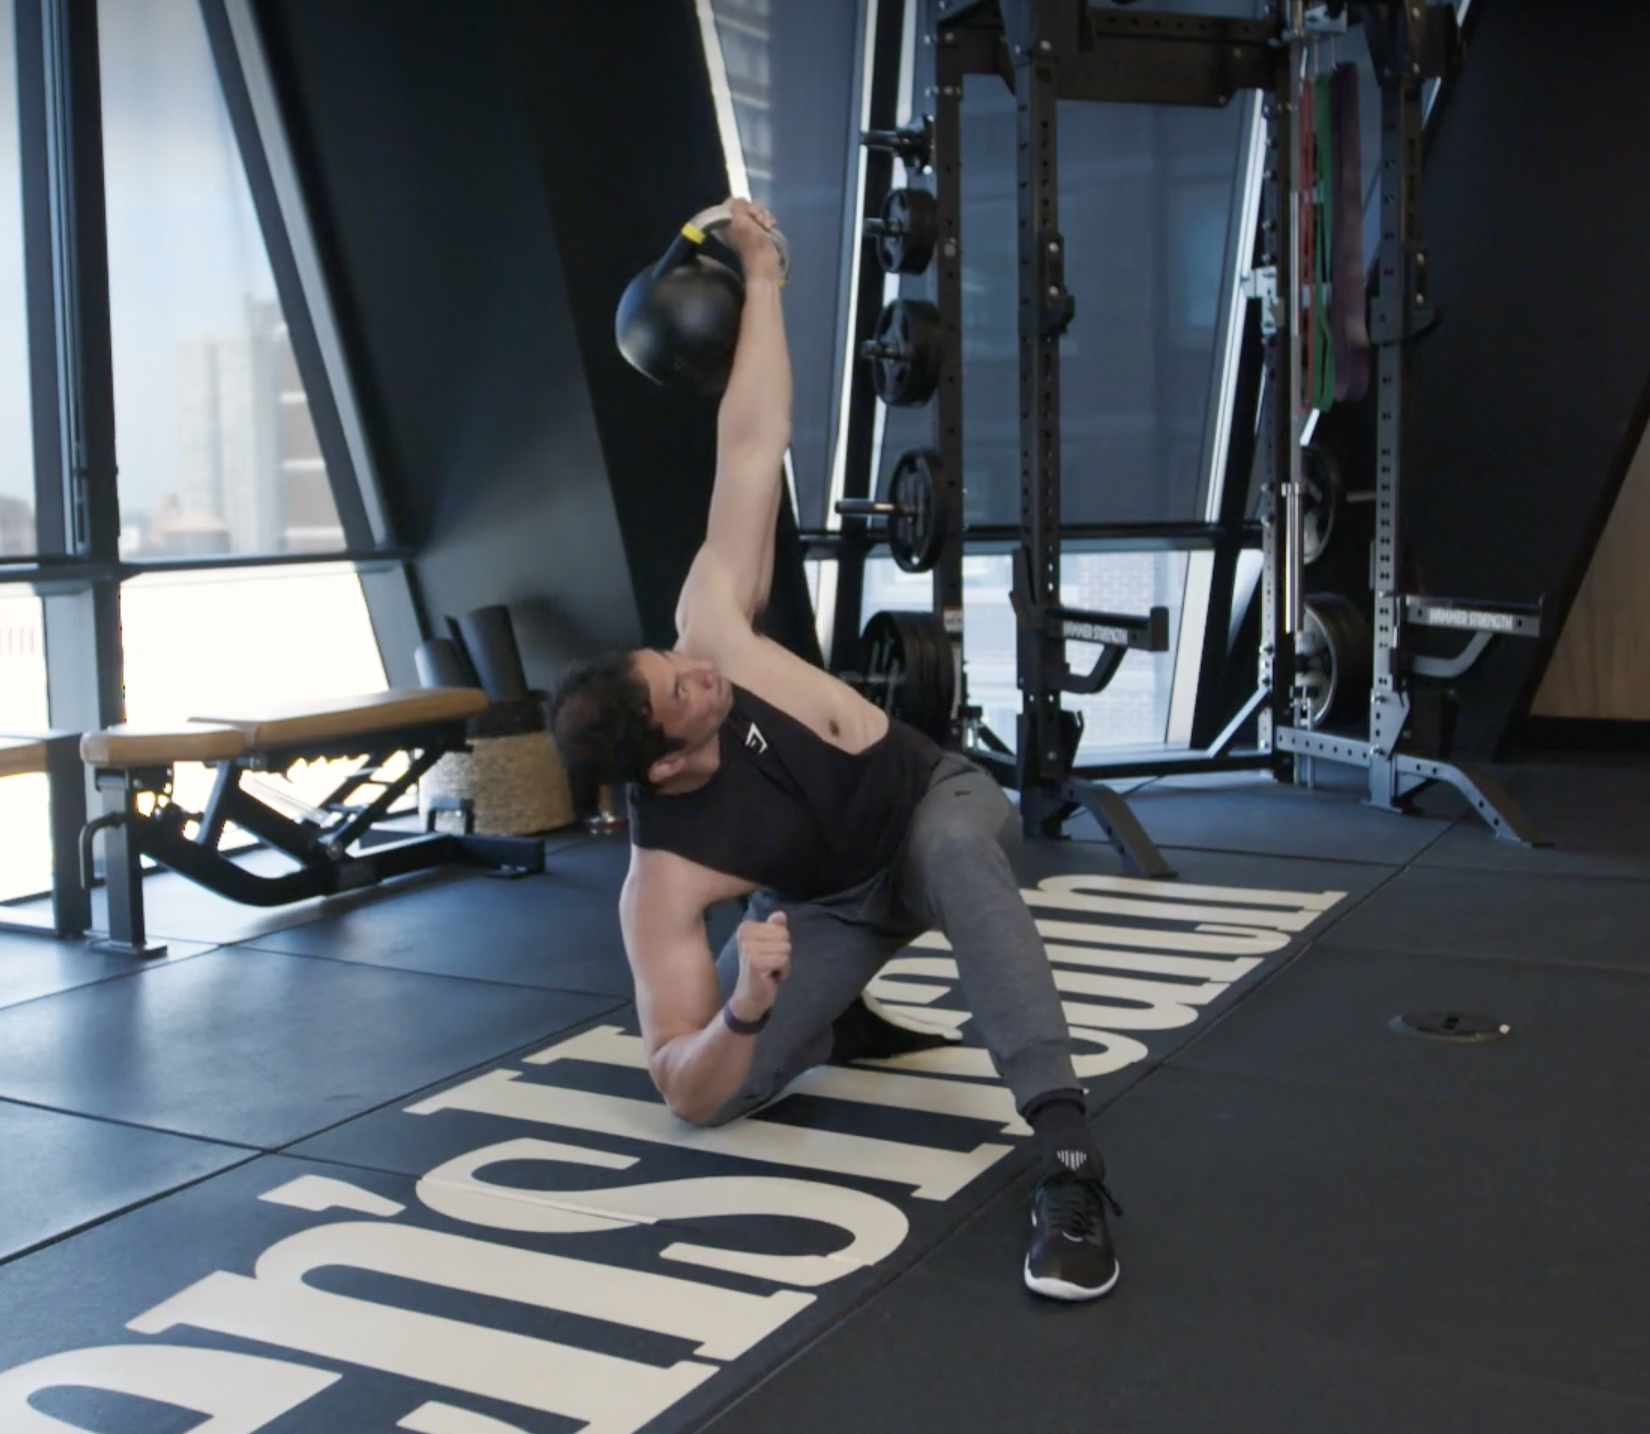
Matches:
[1023,1089,1106,1181]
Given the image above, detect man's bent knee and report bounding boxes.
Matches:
[699,1090,764,1128]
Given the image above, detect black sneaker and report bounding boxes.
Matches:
[1024,1168,1122,1301]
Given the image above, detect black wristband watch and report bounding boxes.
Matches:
[722,1002,771,1036]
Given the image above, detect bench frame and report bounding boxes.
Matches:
[0,733,92,941]
[86,719,543,957]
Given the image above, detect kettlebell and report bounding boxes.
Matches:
[615,203,791,397]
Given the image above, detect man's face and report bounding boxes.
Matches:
[631,648,733,758]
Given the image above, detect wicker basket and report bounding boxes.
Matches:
[419,728,575,836]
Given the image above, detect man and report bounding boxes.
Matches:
[550,197,1119,1300]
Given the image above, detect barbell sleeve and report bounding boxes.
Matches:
[835,499,898,517]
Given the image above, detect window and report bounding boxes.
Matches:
[0,0,35,558]
[120,565,388,825]
[0,591,49,901]
[850,549,1188,761]
[99,0,343,558]
[121,566,385,723]
[932,81,1247,528]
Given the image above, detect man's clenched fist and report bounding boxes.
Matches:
[723,195,782,284]
[731,911,790,1025]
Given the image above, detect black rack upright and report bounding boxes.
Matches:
[930,0,1291,876]
[1270,1,1541,842]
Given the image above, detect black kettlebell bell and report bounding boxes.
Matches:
[615,203,791,397]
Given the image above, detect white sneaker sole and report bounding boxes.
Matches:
[1023,1257,1121,1301]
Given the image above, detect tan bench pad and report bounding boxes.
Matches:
[190,686,488,751]
[0,737,48,779]
[81,724,248,768]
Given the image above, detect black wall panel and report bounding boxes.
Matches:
[257,0,641,688]
[1315,0,1650,759]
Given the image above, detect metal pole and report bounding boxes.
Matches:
[1284,0,1306,655]
[933,17,966,735]
[1368,0,1427,803]
[1012,8,1068,835]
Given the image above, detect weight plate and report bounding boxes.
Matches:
[1298,593,1372,729]
[893,612,930,737]
[864,299,942,407]
[1301,445,1344,567]
[917,610,957,739]
[859,609,954,742]
[861,610,907,724]
[875,187,939,275]
[887,449,947,574]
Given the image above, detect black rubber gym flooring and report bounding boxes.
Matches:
[2,756,1647,1432]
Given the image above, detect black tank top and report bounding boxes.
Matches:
[628,684,942,900]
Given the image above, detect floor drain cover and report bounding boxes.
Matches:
[1391,1011,1510,1043]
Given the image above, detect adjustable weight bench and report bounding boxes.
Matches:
[80,687,546,957]
[0,732,91,939]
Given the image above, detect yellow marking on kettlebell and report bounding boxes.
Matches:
[681,221,707,245]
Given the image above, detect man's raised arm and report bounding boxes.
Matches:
[678,198,792,632]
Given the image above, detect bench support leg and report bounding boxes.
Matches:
[88,769,168,959]
[44,734,91,938]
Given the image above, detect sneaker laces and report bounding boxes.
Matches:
[1039,1171,1124,1236]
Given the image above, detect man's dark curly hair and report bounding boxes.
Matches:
[548,649,682,789]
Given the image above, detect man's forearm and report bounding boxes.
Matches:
[717,276,791,461]
[696,274,792,618]
[652,1006,764,1125]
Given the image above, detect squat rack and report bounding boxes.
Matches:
[840,0,1540,872]
[1269,0,1541,841]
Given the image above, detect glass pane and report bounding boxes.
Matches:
[707,0,857,529]
[859,549,1188,760]
[0,591,50,901]
[121,565,388,828]
[99,0,345,558]
[878,33,1247,528]
[944,81,1246,528]
[0,0,37,558]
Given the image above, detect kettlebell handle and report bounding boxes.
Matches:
[651,203,791,283]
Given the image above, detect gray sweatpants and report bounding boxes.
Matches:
[708,752,1077,1124]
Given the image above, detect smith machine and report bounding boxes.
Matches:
[834,0,1542,876]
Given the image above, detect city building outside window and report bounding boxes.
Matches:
[99,0,344,559]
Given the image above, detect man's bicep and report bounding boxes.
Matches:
[705,445,785,575]
[675,546,755,639]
